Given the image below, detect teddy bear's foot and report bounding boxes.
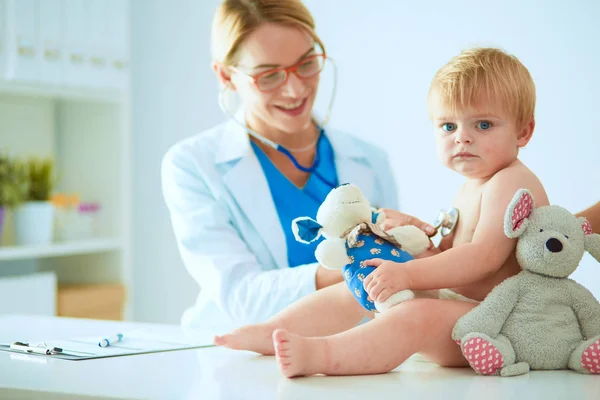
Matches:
[460,333,516,376]
[500,362,530,377]
[569,335,600,374]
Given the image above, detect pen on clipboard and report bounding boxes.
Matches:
[10,342,63,355]
[98,333,123,347]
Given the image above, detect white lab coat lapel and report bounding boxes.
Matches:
[216,120,288,270]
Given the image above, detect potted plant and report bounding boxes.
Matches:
[0,154,29,245]
[13,157,57,246]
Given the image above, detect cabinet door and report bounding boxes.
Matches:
[39,0,63,86]
[5,0,39,83]
[87,0,109,88]
[0,0,6,77]
[62,0,88,87]
[106,0,128,90]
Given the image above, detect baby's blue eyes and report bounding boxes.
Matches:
[441,121,492,131]
[442,123,456,132]
[477,121,492,130]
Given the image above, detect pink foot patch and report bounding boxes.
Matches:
[461,337,503,375]
[582,339,600,374]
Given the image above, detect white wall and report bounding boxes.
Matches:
[131,0,600,323]
[130,0,221,323]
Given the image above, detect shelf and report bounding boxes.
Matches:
[0,238,123,262]
[0,81,126,104]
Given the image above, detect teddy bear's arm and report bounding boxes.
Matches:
[569,280,600,339]
[452,275,521,341]
[385,225,430,257]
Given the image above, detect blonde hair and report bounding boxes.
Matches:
[211,0,325,67]
[427,47,536,127]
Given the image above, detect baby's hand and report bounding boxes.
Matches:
[362,258,411,303]
[378,208,436,236]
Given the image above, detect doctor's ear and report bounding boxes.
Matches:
[212,62,236,91]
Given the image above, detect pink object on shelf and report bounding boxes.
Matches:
[78,203,100,213]
[0,206,5,242]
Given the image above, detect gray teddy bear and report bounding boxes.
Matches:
[452,188,600,376]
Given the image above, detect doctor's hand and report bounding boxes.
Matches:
[315,265,343,290]
[378,208,436,237]
[362,258,411,303]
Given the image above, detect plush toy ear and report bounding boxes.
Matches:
[291,217,323,244]
[580,217,600,262]
[371,209,385,225]
[504,189,535,238]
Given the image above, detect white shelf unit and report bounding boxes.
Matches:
[0,80,125,103]
[0,0,132,319]
[0,238,123,262]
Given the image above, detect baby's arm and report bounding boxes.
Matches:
[402,225,454,260]
[403,167,548,291]
[416,230,454,259]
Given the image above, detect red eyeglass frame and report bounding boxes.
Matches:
[231,53,327,92]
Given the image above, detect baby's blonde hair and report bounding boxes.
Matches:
[428,47,536,127]
[211,0,325,67]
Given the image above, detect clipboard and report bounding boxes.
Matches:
[0,330,214,360]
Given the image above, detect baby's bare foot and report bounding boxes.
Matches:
[213,323,275,355]
[273,329,326,378]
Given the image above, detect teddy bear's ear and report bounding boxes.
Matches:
[580,217,600,262]
[291,217,323,244]
[504,189,535,238]
[371,209,385,225]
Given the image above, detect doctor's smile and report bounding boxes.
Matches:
[275,97,309,116]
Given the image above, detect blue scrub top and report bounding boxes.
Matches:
[251,132,339,267]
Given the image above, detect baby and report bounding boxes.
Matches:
[214,47,550,377]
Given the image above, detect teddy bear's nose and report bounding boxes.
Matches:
[546,238,563,253]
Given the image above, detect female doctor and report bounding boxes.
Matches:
[161,0,434,333]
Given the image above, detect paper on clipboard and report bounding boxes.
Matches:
[0,330,214,360]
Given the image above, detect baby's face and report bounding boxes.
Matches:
[430,96,524,180]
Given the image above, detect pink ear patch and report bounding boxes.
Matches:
[511,192,534,232]
[582,219,593,236]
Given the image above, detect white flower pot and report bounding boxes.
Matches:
[14,201,55,246]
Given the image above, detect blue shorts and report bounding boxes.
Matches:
[342,232,414,311]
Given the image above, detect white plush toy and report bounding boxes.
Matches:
[292,183,431,312]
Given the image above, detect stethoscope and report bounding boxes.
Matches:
[431,207,460,237]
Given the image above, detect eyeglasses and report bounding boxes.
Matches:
[231,54,326,92]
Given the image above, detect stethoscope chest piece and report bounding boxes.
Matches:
[433,207,460,237]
